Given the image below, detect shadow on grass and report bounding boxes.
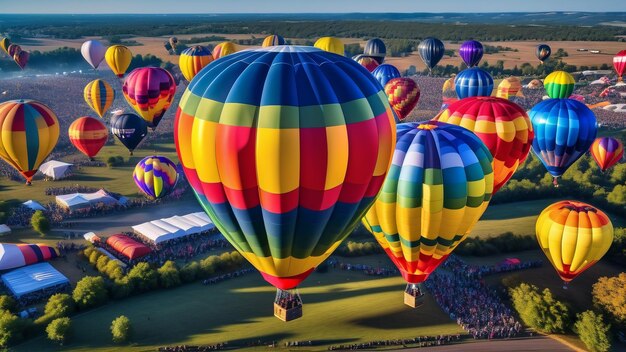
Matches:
[71,174,115,182]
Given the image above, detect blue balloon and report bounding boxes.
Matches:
[110,113,148,155]
[529,99,597,182]
[455,67,494,99]
[372,64,401,87]
[418,38,445,70]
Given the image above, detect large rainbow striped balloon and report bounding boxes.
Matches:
[544,71,575,99]
[68,116,108,160]
[363,121,494,284]
[179,46,214,82]
[0,100,59,184]
[133,155,179,199]
[84,79,115,118]
[175,46,395,290]
[591,137,623,172]
[536,200,613,282]
[122,67,177,130]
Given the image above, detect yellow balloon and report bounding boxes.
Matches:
[105,45,132,77]
[314,37,344,56]
[84,79,115,118]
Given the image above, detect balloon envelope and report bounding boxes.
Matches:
[84,79,115,118]
[262,35,286,47]
[418,37,445,69]
[372,64,401,87]
[133,155,178,199]
[81,40,107,69]
[614,50,626,81]
[591,137,623,172]
[544,71,575,99]
[356,56,379,72]
[385,78,420,121]
[455,67,494,99]
[0,37,11,55]
[110,113,148,155]
[105,45,132,77]
[459,40,484,67]
[314,37,344,56]
[179,46,214,81]
[68,116,108,159]
[122,67,177,130]
[496,76,523,99]
[212,42,237,59]
[536,44,551,62]
[364,38,386,64]
[13,51,29,69]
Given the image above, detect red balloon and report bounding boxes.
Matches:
[68,117,108,159]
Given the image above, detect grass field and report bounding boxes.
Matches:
[13,269,462,352]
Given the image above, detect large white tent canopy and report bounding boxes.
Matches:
[38,160,73,180]
[132,212,215,244]
[56,189,119,211]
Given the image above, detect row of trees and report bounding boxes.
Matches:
[455,233,536,256]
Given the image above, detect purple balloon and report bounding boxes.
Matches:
[459,40,484,67]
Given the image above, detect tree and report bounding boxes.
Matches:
[110,315,132,343]
[0,296,16,314]
[0,310,23,347]
[30,210,50,235]
[72,276,108,309]
[510,283,571,333]
[46,317,72,345]
[180,261,199,283]
[35,293,75,325]
[574,310,612,352]
[157,261,181,288]
[592,273,626,324]
[126,262,158,292]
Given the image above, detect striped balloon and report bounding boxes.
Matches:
[212,42,237,60]
[175,46,395,291]
[536,200,613,282]
[68,117,108,160]
[262,35,286,47]
[179,46,214,81]
[0,243,59,271]
[122,67,177,130]
[614,50,626,82]
[591,137,623,172]
[372,64,401,87]
[0,100,59,184]
[363,121,494,285]
[529,99,597,183]
[364,38,386,64]
[496,76,523,100]
[7,44,21,58]
[417,37,445,70]
[455,67,494,99]
[84,79,115,118]
[459,40,484,68]
[13,50,29,70]
[133,155,178,199]
[385,78,420,121]
[356,56,380,72]
[544,71,575,99]
[435,97,534,193]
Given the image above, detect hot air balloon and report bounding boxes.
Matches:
[544,71,575,99]
[13,51,29,69]
[179,46,214,82]
[385,78,420,121]
[174,46,395,321]
[68,117,108,160]
[435,97,534,193]
[529,99,597,185]
[0,100,59,185]
[262,35,286,47]
[133,155,178,199]
[495,76,523,100]
[169,37,178,52]
[81,40,107,69]
[591,137,623,172]
[122,67,177,130]
[459,40,484,67]
[418,37,445,70]
[84,79,115,118]
[614,50,626,82]
[372,64,401,87]
[7,44,21,58]
[164,41,173,54]
[0,37,11,56]
[356,56,379,72]
[0,243,59,271]
[110,113,148,155]
[455,67,494,99]
[536,200,613,284]
[105,45,132,77]
[442,75,458,106]
[536,44,551,63]
[313,37,344,56]
[364,38,386,64]
[363,121,494,307]
[212,42,237,60]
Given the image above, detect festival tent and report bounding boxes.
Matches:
[131,212,216,244]
[56,189,119,211]
[1,262,70,298]
[22,200,46,211]
[0,243,59,271]
[82,232,101,243]
[106,234,152,260]
[0,225,10,235]
[183,212,215,232]
[38,160,73,180]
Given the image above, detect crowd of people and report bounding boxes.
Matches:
[158,344,227,352]
[201,268,255,285]
[327,335,462,350]
[10,282,72,307]
[274,289,303,310]
[326,258,399,277]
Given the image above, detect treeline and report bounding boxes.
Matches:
[456,233,536,256]
[3,20,624,42]
[335,241,382,257]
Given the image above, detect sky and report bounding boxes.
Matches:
[2,0,625,14]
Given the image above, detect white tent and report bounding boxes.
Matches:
[132,212,216,244]
[22,200,45,211]
[38,160,73,180]
[82,232,101,243]
[56,189,119,211]
[0,225,10,235]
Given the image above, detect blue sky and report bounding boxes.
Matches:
[3,0,624,14]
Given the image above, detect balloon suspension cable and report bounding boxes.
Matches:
[552,177,559,188]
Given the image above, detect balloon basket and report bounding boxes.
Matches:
[404,284,424,308]
[274,289,303,322]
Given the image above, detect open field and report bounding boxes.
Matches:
[13,270,463,352]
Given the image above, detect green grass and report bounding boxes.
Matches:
[0,141,180,204]
[14,267,461,352]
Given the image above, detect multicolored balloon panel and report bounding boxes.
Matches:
[122,67,177,130]
[356,56,380,72]
[362,121,494,284]
[84,79,115,118]
[133,155,179,199]
[591,137,623,172]
[212,42,237,59]
[385,78,420,121]
[544,71,575,99]
[0,100,60,183]
[179,46,214,81]
[455,67,494,99]
[68,116,108,159]
[536,200,613,282]
[435,97,534,193]
[496,76,523,100]
[174,46,395,290]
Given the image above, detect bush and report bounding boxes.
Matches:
[30,210,50,235]
[574,310,612,352]
[72,276,108,310]
[0,296,16,314]
[510,283,571,333]
[0,309,24,347]
[592,273,626,325]
[111,278,133,299]
[106,156,125,168]
[158,261,181,289]
[110,315,132,343]
[126,262,158,292]
[35,293,75,325]
[96,255,110,273]
[46,317,72,345]
[456,233,536,256]
[335,241,382,257]
[180,261,199,283]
